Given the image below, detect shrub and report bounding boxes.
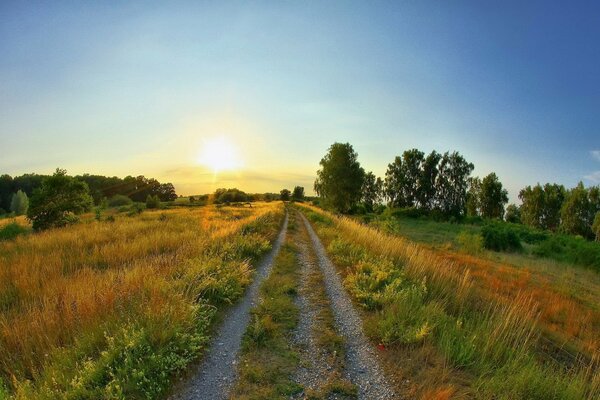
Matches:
[27,169,93,231]
[107,194,132,207]
[457,231,484,254]
[127,203,145,216]
[146,195,161,209]
[0,222,28,241]
[481,224,522,252]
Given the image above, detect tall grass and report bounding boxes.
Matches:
[298,204,599,399]
[0,203,284,399]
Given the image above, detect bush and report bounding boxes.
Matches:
[146,195,161,209]
[214,188,249,204]
[481,224,522,252]
[107,194,133,207]
[0,222,28,241]
[457,231,484,254]
[27,169,94,231]
[533,235,600,270]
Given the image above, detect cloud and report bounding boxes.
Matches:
[592,150,600,161]
[584,171,600,183]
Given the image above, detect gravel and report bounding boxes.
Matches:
[300,213,398,400]
[290,232,335,396]
[169,212,288,400]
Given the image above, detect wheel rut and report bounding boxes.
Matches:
[298,212,398,400]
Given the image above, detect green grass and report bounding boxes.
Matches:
[303,206,598,400]
[0,222,29,241]
[372,212,600,271]
[230,231,302,399]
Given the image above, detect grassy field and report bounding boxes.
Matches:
[0,203,284,399]
[298,204,599,399]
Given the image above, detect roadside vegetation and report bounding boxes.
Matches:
[231,213,302,399]
[298,203,599,399]
[0,202,284,399]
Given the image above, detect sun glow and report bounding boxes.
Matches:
[197,137,243,172]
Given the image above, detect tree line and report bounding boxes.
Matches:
[0,172,178,214]
[314,142,600,240]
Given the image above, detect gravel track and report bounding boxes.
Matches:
[169,212,288,400]
[290,232,335,395]
[299,213,398,400]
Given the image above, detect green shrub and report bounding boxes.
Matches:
[0,222,28,241]
[27,169,93,231]
[457,231,484,254]
[533,235,600,271]
[146,195,161,209]
[107,194,133,207]
[481,224,522,252]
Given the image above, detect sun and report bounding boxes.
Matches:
[197,137,243,172]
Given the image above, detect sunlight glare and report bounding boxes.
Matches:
[197,137,243,172]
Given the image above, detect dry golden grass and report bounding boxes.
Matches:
[0,216,28,228]
[0,202,283,397]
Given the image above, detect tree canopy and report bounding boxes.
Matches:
[314,143,365,213]
[27,169,94,231]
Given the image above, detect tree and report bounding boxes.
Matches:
[592,212,600,241]
[384,156,406,208]
[314,143,365,213]
[214,188,249,203]
[479,173,508,219]
[400,149,425,207]
[362,172,383,212]
[10,190,29,215]
[505,204,521,223]
[519,183,565,230]
[466,177,482,217]
[292,186,305,201]
[542,183,566,230]
[519,184,545,229]
[560,182,594,237]
[27,169,93,231]
[434,151,474,216]
[417,151,441,210]
[158,183,177,201]
[280,189,291,201]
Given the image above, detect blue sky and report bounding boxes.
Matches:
[1,1,599,200]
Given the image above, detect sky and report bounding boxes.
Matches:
[1,1,599,201]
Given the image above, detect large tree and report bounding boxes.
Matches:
[466,176,482,217]
[399,149,425,207]
[292,186,305,201]
[27,169,94,231]
[519,183,565,230]
[560,182,594,237]
[10,190,29,215]
[434,151,474,216]
[314,143,365,213]
[280,189,291,201]
[384,156,406,208]
[417,150,441,210]
[362,171,383,212]
[479,173,508,219]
